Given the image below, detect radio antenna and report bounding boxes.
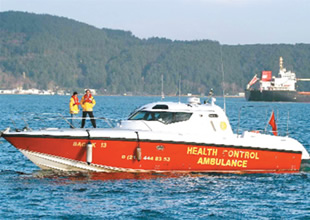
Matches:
[220,44,226,113]
[161,74,165,100]
[178,75,181,103]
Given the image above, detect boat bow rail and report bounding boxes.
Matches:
[236,105,293,137]
[4,112,120,131]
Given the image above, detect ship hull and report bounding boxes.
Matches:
[3,134,302,173]
[245,89,310,102]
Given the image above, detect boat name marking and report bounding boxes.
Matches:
[187,147,218,156]
[72,141,101,148]
[197,157,248,168]
[187,147,260,160]
[187,147,260,168]
[222,150,260,160]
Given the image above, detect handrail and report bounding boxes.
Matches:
[236,105,289,137]
[6,112,120,131]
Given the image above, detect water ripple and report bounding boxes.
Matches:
[1,96,310,219]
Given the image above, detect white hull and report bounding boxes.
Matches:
[19,149,140,173]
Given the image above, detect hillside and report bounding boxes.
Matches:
[1,11,310,95]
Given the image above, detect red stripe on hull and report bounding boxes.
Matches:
[5,136,302,173]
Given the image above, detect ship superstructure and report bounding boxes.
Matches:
[246,57,310,102]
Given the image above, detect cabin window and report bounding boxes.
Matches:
[129,111,192,124]
[209,114,218,118]
[152,105,169,109]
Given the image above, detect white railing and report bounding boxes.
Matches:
[8,112,121,131]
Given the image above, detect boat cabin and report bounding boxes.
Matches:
[118,98,233,136]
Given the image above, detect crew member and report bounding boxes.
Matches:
[81,89,96,128]
[69,91,80,128]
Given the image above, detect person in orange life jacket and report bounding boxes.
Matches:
[81,89,96,128]
[69,91,80,128]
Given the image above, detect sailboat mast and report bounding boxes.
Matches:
[220,44,226,113]
[178,75,181,103]
[161,74,164,100]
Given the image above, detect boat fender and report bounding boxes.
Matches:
[250,130,260,133]
[86,141,92,165]
[136,146,142,161]
[135,131,142,161]
[86,129,92,165]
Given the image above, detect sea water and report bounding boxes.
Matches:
[0,95,309,219]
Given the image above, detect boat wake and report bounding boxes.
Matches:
[0,169,27,176]
[2,167,310,183]
[300,159,310,172]
[27,170,190,181]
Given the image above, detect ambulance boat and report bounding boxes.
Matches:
[1,97,309,173]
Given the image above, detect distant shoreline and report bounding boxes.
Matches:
[0,93,245,98]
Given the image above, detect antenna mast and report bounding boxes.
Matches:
[178,75,181,103]
[161,74,164,100]
[220,44,226,113]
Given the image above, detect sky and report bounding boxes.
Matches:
[1,0,310,45]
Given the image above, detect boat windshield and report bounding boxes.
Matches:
[128,111,192,124]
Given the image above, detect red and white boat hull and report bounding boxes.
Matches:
[2,98,309,174]
[3,132,303,173]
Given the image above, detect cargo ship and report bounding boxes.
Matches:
[245,57,310,102]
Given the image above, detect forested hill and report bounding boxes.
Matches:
[1,11,310,95]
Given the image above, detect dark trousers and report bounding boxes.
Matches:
[81,111,96,128]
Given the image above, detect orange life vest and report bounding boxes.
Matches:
[72,95,80,105]
[83,94,93,103]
